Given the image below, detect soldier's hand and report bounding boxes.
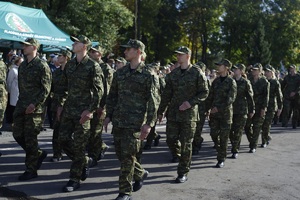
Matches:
[56,107,63,121]
[248,113,254,118]
[179,101,191,111]
[277,109,282,117]
[103,117,111,133]
[210,107,218,114]
[158,114,164,124]
[25,104,35,114]
[79,110,93,124]
[260,109,266,117]
[290,92,296,97]
[97,107,104,118]
[140,124,151,140]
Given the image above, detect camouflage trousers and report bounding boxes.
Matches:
[87,113,107,161]
[59,114,90,182]
[52,111,63,158]
[209,116,231,162]
[282,98,299,127]
[192,114,206,151]
[245,111,265,149]
[144,122,158,146]
[166,121,196,176]
[261,109,276,144]
[113,127,144,195]
[13,112,43,173]
[229,114,247,153]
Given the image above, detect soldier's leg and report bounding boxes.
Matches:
[88,114,102,162]
[291,99,299,128]
[250,113,265,150]
[69,119,90,182]
[14,113,43,173]
[177,121,196,176]
[209,116,220,148]
[217,121,231,162]
[192,114,205,153]
[52,111,62,160]
[59,115,76,160]
[244,117,253,143]
[230,115,247,153]
[113,127,142,195]
[166,121,181,159]
[281,99,290,127]
[144,124,157,149]
[261,110,275,145]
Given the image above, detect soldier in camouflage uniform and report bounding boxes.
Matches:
[87,45,114,167]
[281,65,300,128]
[158,46,209,182]
[244,63,270,153]
[0,58,7,157]
[57,35,104,192]
[229,64,254,159]
[13,38,51,180]
[192,61,210,155]
[261,65,283,147]
[50,50,72,162]
[206,59,237,168]
[103,39,159,200]
[143,62,165,150]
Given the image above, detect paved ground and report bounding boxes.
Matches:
[0,121,300,200]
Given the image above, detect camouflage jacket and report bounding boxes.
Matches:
[267,78,283,111]
[206,75,237,123]
[249,76,270,111]
[0,60,7,113]
[98,60,115,108]
[58,55,104,118]
[158,64,209,122]
[281,74,300,100]
[106,62,160,128]
[232,77,255,115]
[51,68,65,112]
[16,56,51,114]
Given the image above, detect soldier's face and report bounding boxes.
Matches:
[58,55,67,64]
[265,70,273,79]
[23,44,34,55]
[72,41,85,53]
[176,54,188,64]
[217,64,226,73]
[252,69,260,76]
[89,50,101,60]
[233,68,241,77]
[124,48,138,61]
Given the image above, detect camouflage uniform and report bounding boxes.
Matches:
[13,56,51,174]
[144,64,166,149]
[245,67,269,151]
[158,63,209,176]
[0,60,7,128]
[230,74,254,154]
[88,58,114,162]
[261,76,282,145]
[106,61,159,195]
[206,73,237,162]
[58,54,104,182]
[281,71,300,128]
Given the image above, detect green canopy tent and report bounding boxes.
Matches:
[0,1,73,51]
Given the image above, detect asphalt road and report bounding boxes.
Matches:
[0,121,300,200]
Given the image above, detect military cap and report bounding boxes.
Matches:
[252,63,263,70]
[232,63,246,72]
[58,49,72,59]
[70,35,92,49]
[195,61,206,70]
[289,64,296,69]
[264,64,274,72]
[115,56,127,64]
[215,59,232,68]
[90,45,105,54]
[120,39,145,52]
[20,38,40,48]
[174,46,191,55]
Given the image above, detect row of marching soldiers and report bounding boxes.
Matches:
[1,35,299,200]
